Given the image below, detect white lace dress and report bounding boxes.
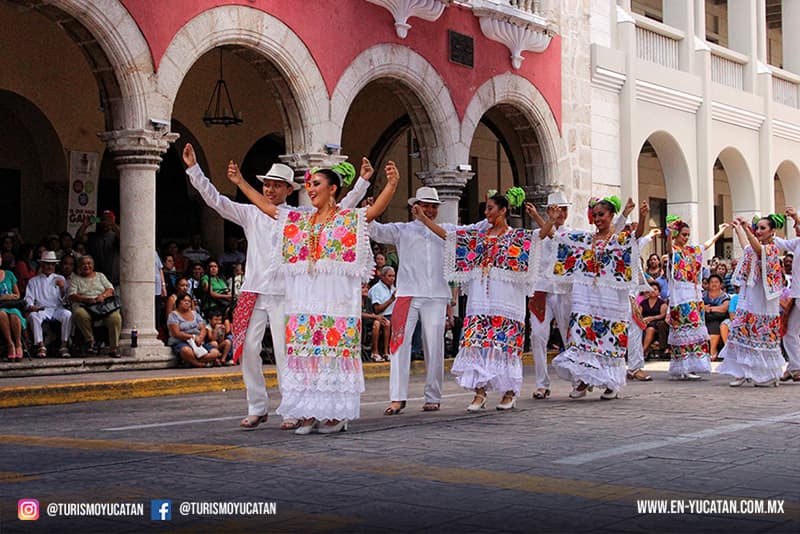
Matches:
[718,242,786,383]
[667,244,711,376]
[446,228,536,395]
[275,207,372,421]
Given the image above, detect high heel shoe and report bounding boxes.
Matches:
[294,419,319,435]
[569,382,591,399]
[728,377,747,387]
[496,396,516,411]
[317,419,348,434]
[532,388,550,399]
[466,394,487,413]
[600,388,620,400]
[754,379,779,388]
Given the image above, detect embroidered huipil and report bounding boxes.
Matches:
[277,207,373,421]
[667,244,711,374]
[445,228,536,394]
[545,230,641,390]
[718,242,787,383]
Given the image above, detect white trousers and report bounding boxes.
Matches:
[529,293,570,390]
[241,294,286,417]
[389,297,447,403]
[29,308,72,344]
[627,321,644,372]
[784,304,800,372]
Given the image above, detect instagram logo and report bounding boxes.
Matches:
[18,499,40,520]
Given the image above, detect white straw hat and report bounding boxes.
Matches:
[256,163,300,191]
[408,186,442,206]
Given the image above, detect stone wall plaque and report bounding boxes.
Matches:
[449,30,474,68]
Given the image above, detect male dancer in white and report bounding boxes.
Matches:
[182,144,371,429]
[372,187,486,415]
[526,195,636,398]
[780,206,800,383]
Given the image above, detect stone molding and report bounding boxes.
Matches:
[592,67,626,92]
[472,0,552,69]
[416,168,474,199]
[365,0,449,38]
[710,101,765,131]
[773,119,800,143]
[98,129,179,167]
[635,80,703,114]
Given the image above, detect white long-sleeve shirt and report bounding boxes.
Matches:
[186,164,369,296]
[24,273,67,310]
[369,219,487,299]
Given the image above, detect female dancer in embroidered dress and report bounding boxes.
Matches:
[664,217,728,380]
[718,214,788,387]
[229,159,399,434]
[542,197,649,400]
[414,189,535,412]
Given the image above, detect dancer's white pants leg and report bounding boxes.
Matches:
[784,304,800,372]
[627,321,644,372]
[529,293,570,390]
[242,294,286,417]
[389,297,446,403]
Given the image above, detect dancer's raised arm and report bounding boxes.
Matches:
[227,161,278,219]
[635,200,648,238]
[365,161,399,222]
[703,223,730,250]
[412,204,447,240]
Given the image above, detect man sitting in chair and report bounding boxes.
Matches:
[25,251,72,358]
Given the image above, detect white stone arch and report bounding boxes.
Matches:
[19,0,155,130]
[460,73,564,190]
[156,5,329,153]
[774,159,800,209]
[636,129,694,203]
[330,44,460,169]
[716,146,757,214]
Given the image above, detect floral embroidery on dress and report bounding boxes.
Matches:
[668,301,705,329]
[282,209,360,265]
[729,309,781,350]
[732,244,784,301]
[670,341,709,360]
[762,243,784,299]
[671,245,703,284]
[285,313,361,359]
[552,231,634,283]
[567,312,628,359]
[460,315,525,356]
[453,229,532,274]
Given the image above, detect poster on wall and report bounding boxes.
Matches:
[66,150,100,237]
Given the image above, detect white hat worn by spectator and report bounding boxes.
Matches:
[256,163,301,191]
[40,250,60,263]
[408,186,442,206]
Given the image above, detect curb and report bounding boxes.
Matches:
[0,353,541,409]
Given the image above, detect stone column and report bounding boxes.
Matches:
[280,152,349,207]
[663,0,695,71]
[693,1,716,251]
[99,129,178,356]
[727,0,758,92]
[416,168,474,225]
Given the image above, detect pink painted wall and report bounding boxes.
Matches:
[121,0,561,126]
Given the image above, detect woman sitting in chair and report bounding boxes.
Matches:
[68,255,121,357]
[0,267,25,361]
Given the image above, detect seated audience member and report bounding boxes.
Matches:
[59,254,76,289]
[182,233,211,265]
[77,210,120,286]
[368,266,396,361]
[370,253,387,287]
[165,277,192,317]
[720,286,739,352]
[14,244,37,295]
[0,266,25,361]
[643,253,669,300]
[187,262,206,310]
[206,309,233,365]
[361,282,386,362]
[641,280,669,358]
[1,250,16,271]
[68,255,121,357]
[24,251,72,358]
[703,273,730,360]
[165,241,189,276]
[201,260,232,316]
[162,254,179,296]
[167,293,220,367]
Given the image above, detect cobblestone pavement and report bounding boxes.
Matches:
[1,362,799,533]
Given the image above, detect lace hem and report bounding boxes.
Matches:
[279,353,365,393]
[669,352,711,375]
[552,349,627,391]
[668,325,709,346]
[276,390,362,421]
[451,346,523,394]
[717,341,785,382]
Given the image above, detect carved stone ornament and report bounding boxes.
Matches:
[366,0,449,38]
[471,0,552,69]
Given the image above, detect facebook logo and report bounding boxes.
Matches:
[151,500,172,521]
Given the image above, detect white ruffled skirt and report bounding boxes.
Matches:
[717,342,784,383]
[553,348,627,391]
[451,347,523,394]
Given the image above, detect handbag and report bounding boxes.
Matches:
[0,298,26,310]
[85,295,121,317]
[187,337,208,358]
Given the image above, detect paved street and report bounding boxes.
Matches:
[1,362,799,533]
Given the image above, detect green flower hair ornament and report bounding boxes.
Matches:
[506,187,526,209]
[603,195,622,213]
[332,161,357,187]
[755,213,786,230]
